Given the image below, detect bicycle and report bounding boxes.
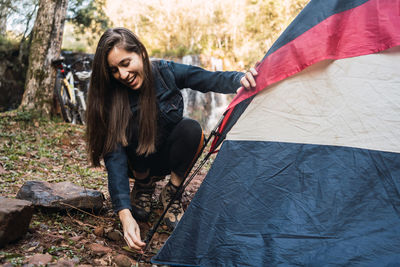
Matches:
[51,56,92,124]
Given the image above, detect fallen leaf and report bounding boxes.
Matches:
[26,246,37,252]
[106,230,122,241]
[61,138,71,146]
[113,254,134,267]
[88,243,112,255]
[122,246,136,254]
[39,157,49,163]
[94,226,104,237]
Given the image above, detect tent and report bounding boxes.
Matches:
[152,0,400,265]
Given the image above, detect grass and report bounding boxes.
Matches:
[0,110,108,198]
[0,111,116,265]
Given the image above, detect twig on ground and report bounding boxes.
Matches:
[66,212,97,229]
[59,202,106,221]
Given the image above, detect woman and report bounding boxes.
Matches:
[86,27,257,251]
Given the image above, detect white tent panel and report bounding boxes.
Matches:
[227,46,400,153]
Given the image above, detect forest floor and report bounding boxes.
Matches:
[0,110,215,266]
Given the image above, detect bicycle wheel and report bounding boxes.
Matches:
[55,75,74,123]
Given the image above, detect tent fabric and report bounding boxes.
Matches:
[152,45,400,267]
[211,0,400,151]
[153,141,400,266]
[228,46,400,153]
[229,0,400,110]
[152,0,400,265]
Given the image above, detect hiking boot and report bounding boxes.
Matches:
[130,176,164,221]
[159,182,184,230]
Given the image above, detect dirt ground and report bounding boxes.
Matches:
[1,174,206,266]
[0,111,213,266]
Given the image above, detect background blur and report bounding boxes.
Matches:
[73,0,308,70]
[1,0,308,68]
[0,0,308,128]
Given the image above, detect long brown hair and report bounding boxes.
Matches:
[86,27,157,166]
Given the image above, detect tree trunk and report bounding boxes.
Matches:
[19,0,68,116]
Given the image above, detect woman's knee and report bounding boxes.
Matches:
[173,118,202,143]
[167,118,203,158]
[168,119,203,176]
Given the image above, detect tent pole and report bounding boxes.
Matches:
[137,115,226,263]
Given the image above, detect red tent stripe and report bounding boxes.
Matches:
[211,0,400,153]
[228,0,400,111]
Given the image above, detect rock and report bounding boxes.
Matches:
[114,254,134,267]
[16,181,104,211]
[0,197,34,247]
[28,253,53,266]
[88,243,112,255]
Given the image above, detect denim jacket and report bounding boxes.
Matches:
[104,60,244,213]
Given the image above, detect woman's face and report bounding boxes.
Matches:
[107,46,144,90]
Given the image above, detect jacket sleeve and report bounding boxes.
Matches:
[168,61,244,94]
[104,144,131,213]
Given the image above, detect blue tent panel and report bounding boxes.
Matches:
[153,141,400,266]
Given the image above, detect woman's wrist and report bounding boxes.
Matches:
[118,208,132,222]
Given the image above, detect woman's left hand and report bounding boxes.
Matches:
[240,67,258,90]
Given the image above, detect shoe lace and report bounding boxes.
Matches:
[136,192,152,208]
[169,199,182,216]
[165,186,182,216]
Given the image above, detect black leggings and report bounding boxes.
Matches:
[128,118,203,178]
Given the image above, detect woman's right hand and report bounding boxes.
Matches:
[118,209,146,251]
[240,67,258,91]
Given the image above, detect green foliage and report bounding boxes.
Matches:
[68,0,111,47]
[0,252,24,266]
[13,110,35,121]
[3,0,308,62]
[111,0,309,69]
[0,34,19,52]
[2,0,111,53]
[152,45,202,59]
[62,43,88,53]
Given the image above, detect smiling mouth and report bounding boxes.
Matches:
[126,73,137,86]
